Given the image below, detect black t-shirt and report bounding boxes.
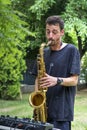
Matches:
[32,43,80,121]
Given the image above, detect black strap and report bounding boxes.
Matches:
[44,47,51,60]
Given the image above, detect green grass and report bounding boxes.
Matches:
[0,89,87,130]
[72,89,87,130]
[0,94,33,118]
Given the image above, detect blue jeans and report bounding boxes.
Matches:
[49,120,71,130]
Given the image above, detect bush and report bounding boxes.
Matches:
[0,82,21,100]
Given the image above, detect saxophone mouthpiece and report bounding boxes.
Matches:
[47,40,52,46]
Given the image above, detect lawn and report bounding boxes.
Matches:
[0,89,87,130]
[72,89,87,130]
[0,94,33,118]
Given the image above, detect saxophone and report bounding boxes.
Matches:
[29,41,51,122]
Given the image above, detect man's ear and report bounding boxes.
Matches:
[61,29,64,36]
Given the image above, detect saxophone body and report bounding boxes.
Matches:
[29,42,51,122]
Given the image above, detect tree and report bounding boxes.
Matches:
[62,0,87,59]
[28,0,87,59]
[12,0,87,59]
[62,0,87,84]
[0,0,31,99]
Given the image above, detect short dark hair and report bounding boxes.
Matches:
[46,15,64,30]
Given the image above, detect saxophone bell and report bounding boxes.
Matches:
[29,91,45,109]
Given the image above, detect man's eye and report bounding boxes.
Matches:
[47,31,50,34]
[46,30,58,35]
[52,31,58,34]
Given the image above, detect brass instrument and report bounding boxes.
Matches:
[29,41,51,122]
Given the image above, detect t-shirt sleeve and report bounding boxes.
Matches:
[70,47,80,75]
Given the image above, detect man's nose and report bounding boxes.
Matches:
[49,32,53,38]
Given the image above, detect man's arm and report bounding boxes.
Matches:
[60,75,79,86]
[39,73,79,88]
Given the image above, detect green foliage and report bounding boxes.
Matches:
[0,0,32,99]
[0,47,26,82]
[62,0,87,58]
[27,0,56,51]
[81,52,87,82]
[62,0,87,83]
[30,0,55,20]
[11,0,87,58]
[0,83,21,100]
[10,0,38,58]
[12,0,68,52]
[0,0,11,4]
[63,13,87,45]
[27,0,68,51]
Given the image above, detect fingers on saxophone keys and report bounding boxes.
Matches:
[40,79,50,88]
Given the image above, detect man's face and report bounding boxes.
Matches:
[46,24,64,45]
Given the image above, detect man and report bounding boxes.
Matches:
[32,15,80,130]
